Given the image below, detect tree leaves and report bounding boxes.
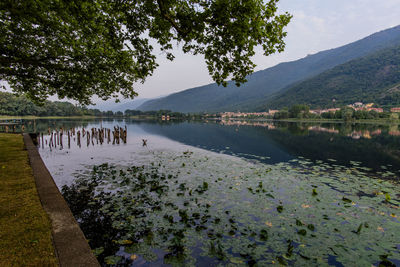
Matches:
[0,0,291,104]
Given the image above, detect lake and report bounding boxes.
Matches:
[30,118,400,266]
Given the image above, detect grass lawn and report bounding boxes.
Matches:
[0,133,57,266]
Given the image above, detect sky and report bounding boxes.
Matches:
[132,0,400,100]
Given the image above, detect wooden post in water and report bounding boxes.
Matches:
[125,126,127,143]
[112,129,115,145]
[77,130,81,148]
[60,131,63,149]
[99,128,103,145]
[68,131,70,148]
[115,127,120,144]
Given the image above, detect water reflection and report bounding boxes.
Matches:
[219,119,400,138]
[32,119,400,266]
[140,121,400,177]
[32,119,400,179]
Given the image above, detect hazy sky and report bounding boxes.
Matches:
[132,0,400,99]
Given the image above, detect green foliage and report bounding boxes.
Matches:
[273,109,289,119]
[0,0,291,104]
[385,193,391,202]
[289,104,310,118]
[389,113,399,121]
[0,92,86,116]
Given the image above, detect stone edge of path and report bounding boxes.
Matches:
[23,133,100,267]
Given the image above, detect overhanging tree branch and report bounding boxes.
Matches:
[0,0,291,104]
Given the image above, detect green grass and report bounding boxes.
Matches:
[0,133,58,266]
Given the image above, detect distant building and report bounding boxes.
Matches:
[389,131,400,136]
[367,108,383,113]
[327,108,340,113]
[391,107,400,113]
[371,129,382,136]
[220,111,269,118]
[365,103,374,108]
[311,108,340,114]
[362,131,371,139]
[268,110,279,116]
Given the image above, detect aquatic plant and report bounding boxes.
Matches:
[62,150,400,266]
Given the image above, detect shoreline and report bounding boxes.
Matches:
[23,133,100,266]
[0,115,399,126]
[216,117,400,125]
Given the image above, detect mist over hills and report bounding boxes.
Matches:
[138,25,400,112]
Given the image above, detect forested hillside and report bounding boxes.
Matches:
[0,92,95,116]
[266,45,400,109]
[139,25,400,112]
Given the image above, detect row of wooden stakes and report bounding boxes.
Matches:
[39,126,128,149]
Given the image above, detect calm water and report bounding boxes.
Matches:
[31,119,400,266]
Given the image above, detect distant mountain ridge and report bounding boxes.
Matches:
[265,44,400,108]
[90,98,151,112]
[138,25,400,112]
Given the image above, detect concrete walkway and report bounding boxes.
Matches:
[24,134,99,267]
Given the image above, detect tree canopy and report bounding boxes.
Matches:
[0,0,291,104]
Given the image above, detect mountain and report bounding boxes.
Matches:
[138,25,400,112]
[90,98,151,112]
[113,98,151,111]
[266,45,400,108]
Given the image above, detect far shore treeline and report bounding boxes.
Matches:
[0,92,190,118]
[1,91,399,123]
